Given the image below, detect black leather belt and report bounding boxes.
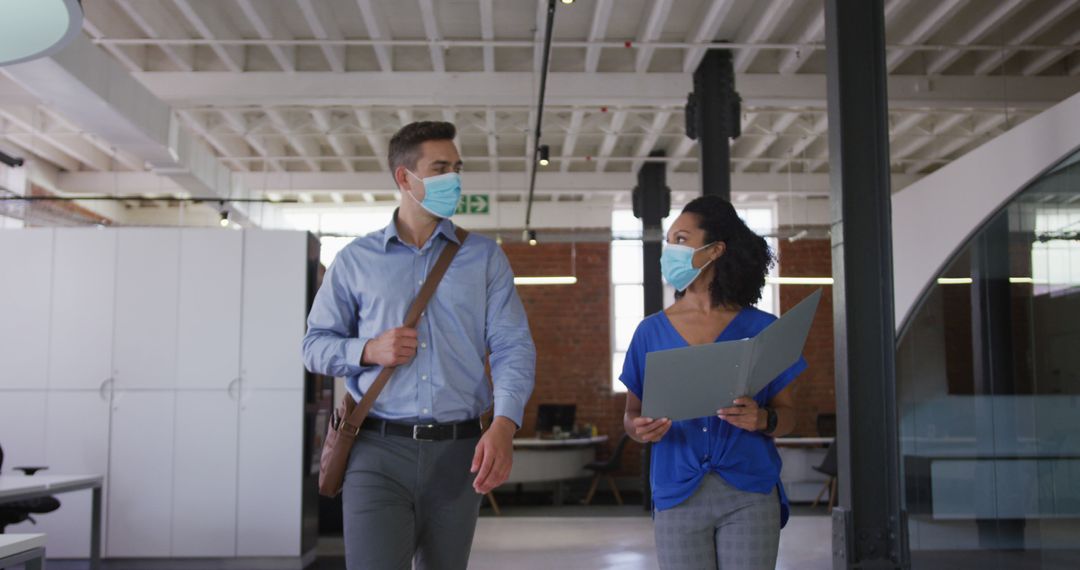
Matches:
[361,417,483,441]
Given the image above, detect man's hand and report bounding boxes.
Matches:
[361,327,419,367]
[717,397,765,432]
[629,416,672,443]
[471,416,516,494]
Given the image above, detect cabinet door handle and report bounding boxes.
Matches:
[227,377,241,400]
[98,378,114,402]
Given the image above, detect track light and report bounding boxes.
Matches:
[538,145,550,167]
[219,210,229,227]
[0,150,24,168]
[527,230,538,246]
[560,0,574,4]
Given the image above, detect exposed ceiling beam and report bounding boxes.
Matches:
[173,0,245,73]
[585,0,613,73]
[297,0,346,73]
[631,110,673,172]
[266,109,321,171]
[905,114,1009,173]
[669,137,696,171]
[0,133,81,172]
[64,172,910,199]
[596,110,628,172]
[924,0,1030,75]
[683,0,738,73]
[479,0,496,73]
[636,0,673,74]
[80,0,146,72]
[177,110,249,171]
[885,0,968,72]
[972,0,1080,75]
[37,108,146,172]
[418,0,446,73]
[738,111,800,172]
[354,109,389,171]
[312,109,355,172]
[778,8,824,75]
[237,0,296,73]
[113,0,194,72]
[734,0,796,73]
[889,112,929,140]
[356,0,393,72]
[891,113,969,161]
[0,107,115,172]
[136,73,1080,110]
[1022,26,1080,76]
[221,110,283,171]
[770,115,827,173]
[559,109,584,174]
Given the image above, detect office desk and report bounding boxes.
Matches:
[504,436,609,505]
[0,534,46,570]
[774,438,833,503]
[0,474,103,569]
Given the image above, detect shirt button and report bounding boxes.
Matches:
[420,342,428,349]
[422,408,430,414]
[418,280,423,286]
[702,427,708,432]
[421,374,428,380]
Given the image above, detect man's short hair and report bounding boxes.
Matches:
[388,121,457,173]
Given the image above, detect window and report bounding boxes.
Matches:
[610,205,778,393]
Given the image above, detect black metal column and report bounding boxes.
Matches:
[824,0,908,567]
[633,150,671,510]
[688,49,741,200]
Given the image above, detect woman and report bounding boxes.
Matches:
[620,195,806,570]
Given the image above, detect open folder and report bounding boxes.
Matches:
[641,289,822,422]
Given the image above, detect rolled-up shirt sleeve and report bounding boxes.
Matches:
[484,246,536,428]
[302,255,373,378]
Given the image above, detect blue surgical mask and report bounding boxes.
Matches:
[661,242,717,292]
[406,170,462,219]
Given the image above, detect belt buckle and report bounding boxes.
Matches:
[412,424,438,441]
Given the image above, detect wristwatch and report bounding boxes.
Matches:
[762,407,778,435]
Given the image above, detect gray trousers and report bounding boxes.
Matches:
[653,473,781,570]
[342,429,483,570]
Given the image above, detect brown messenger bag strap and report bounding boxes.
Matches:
[338,226,469,434]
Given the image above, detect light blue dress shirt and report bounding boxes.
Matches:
[302,214,536,427]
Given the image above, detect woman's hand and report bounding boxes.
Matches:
[717,397,765,432]
[629,416,672,443]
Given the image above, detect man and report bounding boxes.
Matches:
[302,121,536,569]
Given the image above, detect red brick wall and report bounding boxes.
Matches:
[777,239,836,436]
[501,241,640,477]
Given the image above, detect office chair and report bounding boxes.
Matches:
[582,433,631,506]
[0,443,61,533]
[812,442,838,510]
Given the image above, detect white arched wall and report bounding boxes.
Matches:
[892,89,1080,330]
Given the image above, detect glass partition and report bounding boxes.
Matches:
[897,147,1080,568]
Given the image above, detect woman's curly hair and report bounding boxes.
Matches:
[677,195,774,308]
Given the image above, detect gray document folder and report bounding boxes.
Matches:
[641,289,821,421]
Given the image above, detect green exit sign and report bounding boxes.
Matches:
[455,194,490,215]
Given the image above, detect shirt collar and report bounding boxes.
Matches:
[381,209,460,252]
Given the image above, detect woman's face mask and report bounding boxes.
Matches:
[660,242,718,292]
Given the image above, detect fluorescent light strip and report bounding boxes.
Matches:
[767,277,835,286]
[937,277,1036,285]
[514,276,578,286]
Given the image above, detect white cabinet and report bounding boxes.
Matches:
[177,229,242,390]
[237,389,303,557]
[0,391,47,467]
[48,229,116,390]
[171,390,239,557]
[0,229,52,390]
[241,231,308,389]
[106,391,175,557]
[113,229,180,390]
[38,390,112,558]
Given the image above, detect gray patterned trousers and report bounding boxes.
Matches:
[653,473,781,570]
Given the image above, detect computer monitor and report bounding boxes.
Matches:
[535,404,576,434]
